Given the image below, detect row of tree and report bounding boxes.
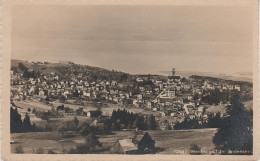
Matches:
[10,107,37,133]
[190,75,253,87]
[173,113,222,130]
[201,88,252,105]
[100,109,157,131]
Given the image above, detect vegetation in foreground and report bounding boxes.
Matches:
[11,95,253,155]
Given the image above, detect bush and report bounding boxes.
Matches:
[47,150,56,154]
[36,147,44,154]
[15,145,24,154]
[69,148,77,154]
[32,108,36,114]
[190,144,201,155]
[59,95,66,103]
[58,125,66,134]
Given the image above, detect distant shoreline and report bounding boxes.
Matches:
[158,70,253,83]
[11,59,253,83]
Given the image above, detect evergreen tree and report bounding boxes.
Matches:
[79,122,93,136]
[150,115,157,130]
[134,116,146,130]
[79,126,91,137]
[32,108,36,114]
[207,112,222,128]
[73,116,79,127]
[10,107,23,133]
[85,133,102,151]
[145,115,150,130]
[23,113,32,132]
[212,96,253,154]
[75,133,101,154]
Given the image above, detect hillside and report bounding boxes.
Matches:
[11,59,253,85]
[11,59,64,76]
[11,59,170,83]
[11,59,135,83]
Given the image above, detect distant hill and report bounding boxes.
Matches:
[11,59,253,84]
[158,70,253,83]
[189,75,252,86]
[11,59,64,76]
[11,59,136,83]
[11,59,170,82]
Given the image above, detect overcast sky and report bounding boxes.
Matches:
[11,5,253,75]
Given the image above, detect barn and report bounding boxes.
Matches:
[110,139,138,154]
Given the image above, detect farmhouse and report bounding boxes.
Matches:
[110,139,138,154]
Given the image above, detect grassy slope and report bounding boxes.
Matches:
[11,132,79,153]
[98,129,217,154]
[11,59,64,76]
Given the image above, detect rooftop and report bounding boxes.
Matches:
[118,139,137,151]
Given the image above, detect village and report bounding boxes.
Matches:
[10,60,253,154]
[6,2,255,156]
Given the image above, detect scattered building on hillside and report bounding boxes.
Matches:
[168,75,181,83]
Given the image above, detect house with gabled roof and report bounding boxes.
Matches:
[137,132,156,154]
[110,139,138,154]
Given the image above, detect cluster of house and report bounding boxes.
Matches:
[140,75,241,125]
[11,68,245,126]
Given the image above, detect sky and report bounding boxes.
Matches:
[11,5,253,75]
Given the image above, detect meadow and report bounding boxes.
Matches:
[11,128,217,154]
[11,98,245,154]
[13,99,158,120]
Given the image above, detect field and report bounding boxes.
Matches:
[98,129,217,154]
[11,132,78,154]
[13,98,253,121]
[11,128,217,154]
[206,104,226,114]
[12,99,162,131]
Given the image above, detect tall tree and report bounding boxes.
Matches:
[73,116,79,127]
[10,107,23,133]
[75,133,101,154]
[150,115,157,130]
[23,113,32,132]
[79,122,93,136]
[212,96,253,154]
[85,133,102,151]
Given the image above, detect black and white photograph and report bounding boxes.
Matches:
[1,0,259,160]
